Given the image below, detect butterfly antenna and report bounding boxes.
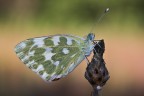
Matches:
[90,8,109,33]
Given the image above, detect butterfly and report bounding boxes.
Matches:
[14,33,96,82]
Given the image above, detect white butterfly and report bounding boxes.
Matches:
[15,33,96,82]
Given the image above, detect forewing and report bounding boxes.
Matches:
[15,35,85,82]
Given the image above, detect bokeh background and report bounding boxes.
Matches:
[0,0,144,96]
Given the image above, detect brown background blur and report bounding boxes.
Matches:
[0,0,144,96]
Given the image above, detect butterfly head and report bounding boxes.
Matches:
[87,33,95,41]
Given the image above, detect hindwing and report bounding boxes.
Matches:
[15,35,86,82]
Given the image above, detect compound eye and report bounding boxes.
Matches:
[89,33,95,41]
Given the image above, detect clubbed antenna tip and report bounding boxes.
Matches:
[105,8,109,13]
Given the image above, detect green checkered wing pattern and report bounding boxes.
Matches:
[15,35,89,82]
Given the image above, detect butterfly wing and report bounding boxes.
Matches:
[15,35,86,82]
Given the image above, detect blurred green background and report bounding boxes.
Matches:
[0,0,144,96]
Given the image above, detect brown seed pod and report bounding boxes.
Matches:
[85,40,110,96]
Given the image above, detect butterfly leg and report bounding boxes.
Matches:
[93,40,102,49]
[93,48,97,54]
[85,55,90,64]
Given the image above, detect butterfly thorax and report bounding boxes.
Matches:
[82,33,95,56]
[82,40,94,56]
